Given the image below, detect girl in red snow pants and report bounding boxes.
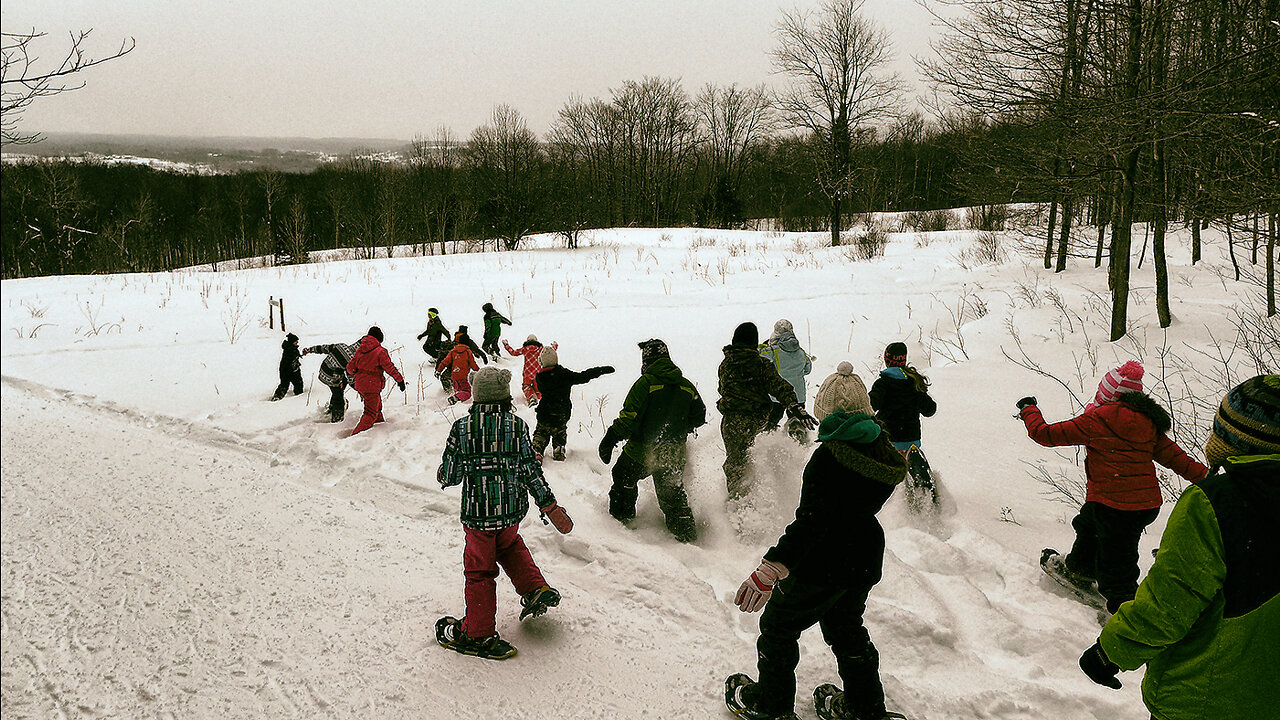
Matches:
[351,389,384,435]
[460,525,547,638]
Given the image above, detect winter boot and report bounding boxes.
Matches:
[725,674,799,720]
[814,684,907,720]
[519,585,561,621]
[434,616,517,660]
[552,445,566,462]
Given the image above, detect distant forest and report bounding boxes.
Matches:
[2,0,1275,340]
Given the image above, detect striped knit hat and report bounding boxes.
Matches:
[1205,375,1280,468]
[884,342,908,368]
[1091,361,1144,409]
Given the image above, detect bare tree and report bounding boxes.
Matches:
[466,105,544,250]
[771,0,902,246]
[1,28,135,146]
[694,83,775,226]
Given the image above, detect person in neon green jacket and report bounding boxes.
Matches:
[1078,375,1280,720]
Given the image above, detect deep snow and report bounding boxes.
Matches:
[1,222,1266,719]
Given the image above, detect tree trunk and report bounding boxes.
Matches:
[1056,196,1073,272]
[1268,212,1276,317]
[1191,219,1201,264]
[1045,198,1059,269]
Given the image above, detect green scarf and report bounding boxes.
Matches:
[817,411,881,444]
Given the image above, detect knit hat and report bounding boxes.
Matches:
[539,345,560,367]
[525,334,539,344]
[638,338,670,370]
[470,366,512,403]
[884,342,908,368]
[771,319,794,340]
[732,322,759,348]
[1205,374,1280,468]
[813,361,874,421]
[286,333,298,343]
[368,326,384,343]
[483,302,494,312]
[1091,361,1144,408]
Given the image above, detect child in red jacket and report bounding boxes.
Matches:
[437,333,480,404]
[503,334,557,406]
[345,326,406,436]
[1017,361,1208,612]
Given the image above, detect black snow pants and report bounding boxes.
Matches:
[1066,501,1160,613]
[608,442,697,543]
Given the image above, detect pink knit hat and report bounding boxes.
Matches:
[1089,361,1144,409]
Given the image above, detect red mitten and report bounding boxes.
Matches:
[541,503,574,534]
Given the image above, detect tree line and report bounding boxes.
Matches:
[2,0,1273,331]
[1,79,990,279]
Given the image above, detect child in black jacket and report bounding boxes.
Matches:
[869,342,936,453]
[271,333,303,401]
[727,366,908,720]
[531,346,613,461]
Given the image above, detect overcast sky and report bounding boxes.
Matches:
[2,0,940,142]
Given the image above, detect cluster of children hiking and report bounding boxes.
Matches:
[268,307,1278,720]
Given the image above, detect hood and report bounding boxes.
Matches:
[282,339,295,351]
[770,331,801,352]
[644,356,686,383]
[1091,394,1167,443]
[357,335,382,353]
[879,366,908,381]
[823,432,908,486]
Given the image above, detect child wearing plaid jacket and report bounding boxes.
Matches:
[438,367,573,656]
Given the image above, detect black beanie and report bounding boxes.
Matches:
[368,326,384,343]
[286,332,298,343]
[732,322,758,348]
[638,338,670,370]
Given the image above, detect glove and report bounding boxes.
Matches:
[540,503,574,534]
[734,560,789,613]
[1016,396,1038,410]
[598,429,621,464]
[601,366,615,374]
[1079,641,1122,690]
[300,348,309,356]
[787,405,818,430]
[397,381,407,392]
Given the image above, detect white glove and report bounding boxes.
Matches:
[734,560,789,613]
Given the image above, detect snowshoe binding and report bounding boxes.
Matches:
[1040,549,1106,610]
[434,616,517,660]
[724,674,799,720]
[518,585,561,621]
[814,684,908,719]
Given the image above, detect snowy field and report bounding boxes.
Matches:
[1,221,1267,719]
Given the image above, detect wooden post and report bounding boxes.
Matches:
[269,296,285,332]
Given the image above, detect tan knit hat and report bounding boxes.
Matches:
[813,362,873,420]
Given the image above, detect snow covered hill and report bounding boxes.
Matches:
[1,222,1265,719]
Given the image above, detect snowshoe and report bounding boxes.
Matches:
[814,684,907,720]
[725,674,799,720]
[518,585,561,621]
[904,446,939,513]
[551,446,566,462]
[1040,549,1106,610]
[434,616,517,660]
